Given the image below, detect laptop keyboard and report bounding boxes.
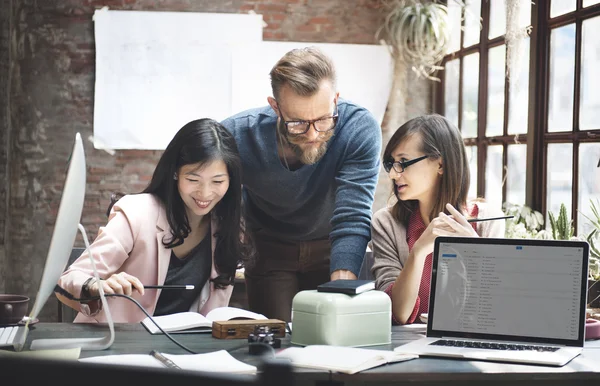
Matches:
[0,326,24,348]
[431,339,560,352]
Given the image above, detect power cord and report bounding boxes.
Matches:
[53,285,198,354]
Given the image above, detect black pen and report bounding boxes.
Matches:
[467,215,514,223]
[150,350,181,370]
[144,285,195,289]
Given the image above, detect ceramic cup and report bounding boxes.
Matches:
[0,294,30,325]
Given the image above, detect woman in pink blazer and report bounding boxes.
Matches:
[57,118,254,323]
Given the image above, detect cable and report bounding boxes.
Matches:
[54,285,198,354]
[79,224,114,350]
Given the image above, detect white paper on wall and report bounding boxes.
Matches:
[93,10,393,150]
[93,9,263,150]
[231,41,393,126]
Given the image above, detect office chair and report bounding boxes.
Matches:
[56,247,86,322]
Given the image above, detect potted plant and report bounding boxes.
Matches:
[579,199,600,308]
[548,203,575,241]
[503,202,549,239]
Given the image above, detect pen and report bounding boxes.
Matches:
[467,215,514,223]
[144,285,195,289]
[150,350,181,370]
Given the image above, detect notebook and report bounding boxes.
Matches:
[394,236,589,367]
[316,279,375,295]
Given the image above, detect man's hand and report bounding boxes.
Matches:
[330,269,357,281]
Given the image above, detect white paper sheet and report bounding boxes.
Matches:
[93,9,263,150]
[80,350,257,373]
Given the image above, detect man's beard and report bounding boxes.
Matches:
[277,120,334,165]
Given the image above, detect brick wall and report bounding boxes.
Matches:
[0,0,10,293]
[1,0,431,319]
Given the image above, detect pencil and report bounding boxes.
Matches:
[144,285,195,290]
[150,350,181,370]
[467,215,514,223]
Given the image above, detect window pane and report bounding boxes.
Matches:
[546,143,573,225]
[464,0,482,47]
[550,0,576,18]
[486,45,506,137]
[578,143,600,235]
[467,145,478,200]
[548,24,576,133]
[461,53,479,138]
[506,144,527,205]
[489,0,506,39]
[580,16,600,131]
[485,145,504,208]
[508,37,530,135]
[584,0,600,7]
[448,0,462,53]
[445,59,460,128]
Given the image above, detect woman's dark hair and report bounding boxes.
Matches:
[383,114,470,224]
[109,118,253,288]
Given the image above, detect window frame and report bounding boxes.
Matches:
[435,0,600,233]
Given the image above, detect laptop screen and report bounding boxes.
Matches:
[428,237,589,346]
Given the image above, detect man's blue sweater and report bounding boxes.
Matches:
[221,99,382,275]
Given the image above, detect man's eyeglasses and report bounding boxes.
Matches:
[383,155,429,173]
[280,103,339,135]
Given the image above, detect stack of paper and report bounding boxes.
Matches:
[276,345,417,374]
[80,350,256,374]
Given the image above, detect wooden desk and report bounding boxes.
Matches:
[17,323,600,386]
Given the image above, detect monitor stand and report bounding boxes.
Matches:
[29,224,115,351]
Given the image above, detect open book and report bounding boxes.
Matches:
[275,345,417,374]
[80,350,256,374]
[141,307,267,334]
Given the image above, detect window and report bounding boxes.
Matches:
[438,0,531,211]
[437,0,600,235]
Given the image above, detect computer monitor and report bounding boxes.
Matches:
[15,132,114,351]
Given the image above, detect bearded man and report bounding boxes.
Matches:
[221,47,382,321]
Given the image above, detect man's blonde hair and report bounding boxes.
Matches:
[269,47,337,100]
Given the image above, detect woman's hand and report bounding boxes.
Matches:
[413,203,479,260]
[442,203,480,237]
[88,272,145,297]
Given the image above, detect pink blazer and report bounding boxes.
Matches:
[57,193,234,323]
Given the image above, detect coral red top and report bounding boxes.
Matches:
[385,204,479,324]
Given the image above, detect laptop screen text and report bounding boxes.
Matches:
[430,241,584,342]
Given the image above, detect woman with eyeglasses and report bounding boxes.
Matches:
[370,114,505,325]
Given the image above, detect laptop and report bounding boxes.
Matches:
[394,236,589,367]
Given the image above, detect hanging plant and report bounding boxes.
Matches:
[505,0,533,86]
[377,0,455,81]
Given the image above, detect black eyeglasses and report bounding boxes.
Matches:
[383,155,429,173]
[280,103,339,136]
